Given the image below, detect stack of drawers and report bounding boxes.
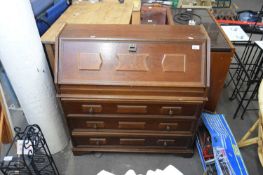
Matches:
[56,24,210,156]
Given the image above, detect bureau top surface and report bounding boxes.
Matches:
[59,24,208,42]
[56,24,210,88]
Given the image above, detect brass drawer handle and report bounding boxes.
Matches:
[160,106,182,115]
[89,138,106,145]
[159,123,178,131]
[157,139,175,146]
[89,107,93,114]
[166,125,170,131]
[86,121,104,129]
[82,104,102,113]
[169,108,173,116]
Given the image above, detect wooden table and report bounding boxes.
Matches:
[41,1,134,72]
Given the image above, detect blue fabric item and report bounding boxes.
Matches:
[30,0,54,17]
[45,0,69,24]
[36,0,68,36]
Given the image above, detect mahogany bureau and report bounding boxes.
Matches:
[55,24,210,156]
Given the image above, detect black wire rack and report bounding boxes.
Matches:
[0,124,60,175]
[225,5,263,119]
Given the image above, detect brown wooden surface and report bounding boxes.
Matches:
[72,146,194,156]
[205,51,233,111]
[41,1,133,44]
[67,114,196,132]
[58,85,206,98]
[59,24,208,41]
[0,85,12,144]
[132,11,141,24]
[61,98,203,116]
[44,44,56,72]
[56,24,209,155]
[57,24,209,88]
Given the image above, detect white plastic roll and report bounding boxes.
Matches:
[0,0,68,153]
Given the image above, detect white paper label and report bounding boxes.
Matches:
[192,45,200,50]
[17,140,33,155]
[148,19,153,23]
[3,156,13,161]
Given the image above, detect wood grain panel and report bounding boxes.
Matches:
[162,54,186,72]
[67,114,196,132]
[205,51,234,111]
[120,138,145,145]
[62,99,201,116]
[78,53,102,70]
[117,105,147,114]
[118,122,146,129]
[116,54,149,71]
[71,130,192,147]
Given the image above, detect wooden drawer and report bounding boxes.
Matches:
[71,130,192,148]
[67,114,196,132]
[61,99,202,116]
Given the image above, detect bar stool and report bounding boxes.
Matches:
[238,80,263,166]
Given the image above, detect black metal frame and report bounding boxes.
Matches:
[0,124,60,175]
[227,44,263,119]
[225,5,263,119]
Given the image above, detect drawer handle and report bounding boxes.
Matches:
[157,139,175,146]
[89,138,106,145]
[86,121,104,129]
[82,105,102,113]
[166,125,170,131]
[161,106,182,115]
[89,107,93,114]
[159,123,178,130]
[169,108,173,116]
